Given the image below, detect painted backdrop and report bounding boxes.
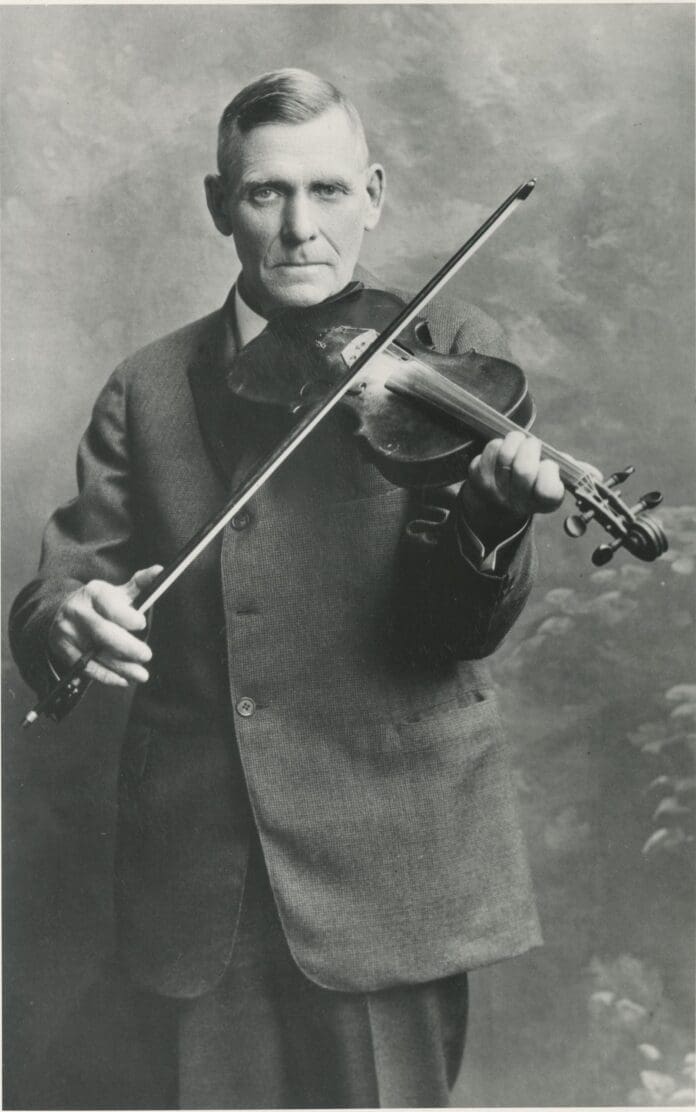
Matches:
[2,4,694,1107]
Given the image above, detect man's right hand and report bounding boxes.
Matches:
[48,565,163,687]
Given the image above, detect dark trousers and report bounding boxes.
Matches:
[47,839,468,1108]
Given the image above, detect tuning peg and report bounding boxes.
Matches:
[564,510,593,538]
[631,491,663,512]
[606,466,635,488]
[592,537,623,566]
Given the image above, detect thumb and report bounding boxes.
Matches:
[123,564,164,602]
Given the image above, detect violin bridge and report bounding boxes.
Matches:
[340,329,380,368]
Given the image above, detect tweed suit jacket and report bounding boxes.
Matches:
[10,272,542,998]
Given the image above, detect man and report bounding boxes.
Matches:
[10,69,564,1108]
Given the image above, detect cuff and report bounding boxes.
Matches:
[456,512,531,573]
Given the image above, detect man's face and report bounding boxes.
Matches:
[205,106,384,317]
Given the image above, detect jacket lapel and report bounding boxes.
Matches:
[186,288,243,486]
[186,286,294,491]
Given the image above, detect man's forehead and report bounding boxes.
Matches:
[227,107,367,183]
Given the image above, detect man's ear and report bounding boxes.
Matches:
[204,174,234,237]
[363,164,385,231]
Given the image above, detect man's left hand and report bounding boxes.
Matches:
[459,430,565,549]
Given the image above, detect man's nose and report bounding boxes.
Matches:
[281,194,318,244]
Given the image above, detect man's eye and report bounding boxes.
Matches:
[314,184,343,199]
[250,187,278,203]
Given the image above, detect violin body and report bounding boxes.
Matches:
[229,285,535,487]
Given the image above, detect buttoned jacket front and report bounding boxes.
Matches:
[10,276,542,998]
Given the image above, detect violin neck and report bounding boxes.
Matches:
[385,357,589,492]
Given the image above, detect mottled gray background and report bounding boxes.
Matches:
[2,4,694,1108]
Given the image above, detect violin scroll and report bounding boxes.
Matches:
[564,466,668,566]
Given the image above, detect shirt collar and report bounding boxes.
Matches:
[234,283,268,348]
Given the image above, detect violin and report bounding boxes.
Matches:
[229,280,667,562]
[22,180,667,728]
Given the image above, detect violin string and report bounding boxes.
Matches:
[385,356,590,489]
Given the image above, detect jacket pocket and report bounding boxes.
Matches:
[394,691,500,754]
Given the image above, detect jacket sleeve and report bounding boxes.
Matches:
[9,365,136,696]
[395,298,536,661]
[396,486,536,661]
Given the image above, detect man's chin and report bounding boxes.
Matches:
[263,269,346,312]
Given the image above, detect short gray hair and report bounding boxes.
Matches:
[217,68,368,178]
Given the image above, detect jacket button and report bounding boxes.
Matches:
[236,696,256,717]
[231,510,251,530]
